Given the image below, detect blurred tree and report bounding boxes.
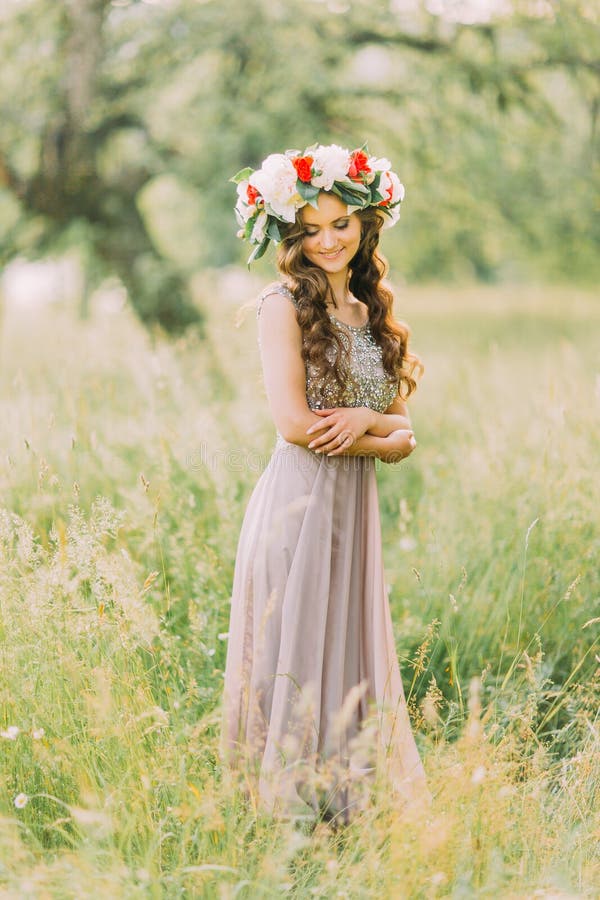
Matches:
[0,0,202,331]
[338,0,600,281]
[0,0,598,327]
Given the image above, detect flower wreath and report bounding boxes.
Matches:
[231,143,405,264]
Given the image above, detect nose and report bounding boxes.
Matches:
[320,228,337,250]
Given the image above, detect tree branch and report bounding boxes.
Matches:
[0,150,26,201]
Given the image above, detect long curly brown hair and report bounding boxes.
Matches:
[275,200,422,400]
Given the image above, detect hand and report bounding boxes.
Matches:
[306,406,375,455]
[381,428,417,464]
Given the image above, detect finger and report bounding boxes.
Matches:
[306,411,336,435]
[312,439,337,452]
[312,428,353,454]
[306,423,331,439]
[325,433,353,456]
[308,428,340,450]
[313,435,341,453]
[325,441,346,456]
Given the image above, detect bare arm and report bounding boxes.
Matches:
[334,429,416,464]
[257,291,322,447]
[365,393,412,437]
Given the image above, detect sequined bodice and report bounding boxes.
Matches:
[256,283,398,414]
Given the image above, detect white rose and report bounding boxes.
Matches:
[367,155,392,173]
[387,171,405,204]
[378,171,392,202]
[378,171,405,207]
[311,144,351,190]
[249,154,302,223]
[250,210,268,244]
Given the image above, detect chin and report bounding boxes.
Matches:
[317,262,347,275]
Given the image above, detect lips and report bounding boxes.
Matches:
[320,248,344,259]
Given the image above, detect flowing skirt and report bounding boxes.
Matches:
[221,435,428,820]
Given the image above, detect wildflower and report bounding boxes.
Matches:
[471,765,487,784]
[1,725,19,740]
[399,536,417,552]
[498,785,515,798]
[70,806,112,833]
[409,619,440,675]
[32,728,45,740]
[14,793,28,809]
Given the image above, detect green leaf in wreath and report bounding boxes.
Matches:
[297,180,321,207]
[243,216,256,241]
[230,167,254,185]
[331,183,369,207]
[248,236,270,265]
[266,218,281,242]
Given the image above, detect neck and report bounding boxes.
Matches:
[325,269,351,307]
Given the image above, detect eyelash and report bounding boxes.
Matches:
[304,222,349,236]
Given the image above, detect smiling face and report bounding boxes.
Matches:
[300,192,362,277]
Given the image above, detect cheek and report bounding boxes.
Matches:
[302,236,318,255]
[348,226,362,249]
[344,220,361,244]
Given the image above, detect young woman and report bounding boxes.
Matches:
[221,144,429,822]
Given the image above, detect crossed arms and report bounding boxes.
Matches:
[257,291,417,464]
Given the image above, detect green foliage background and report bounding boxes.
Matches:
[0,0,598,323]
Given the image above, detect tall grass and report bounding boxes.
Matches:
[0,276,598,897]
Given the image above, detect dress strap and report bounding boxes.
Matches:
[256,282,298,320]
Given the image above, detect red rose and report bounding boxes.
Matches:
[348,150,371,181]
[246,184,260,205]
[292,155,314,183]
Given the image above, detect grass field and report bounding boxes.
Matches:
[0,273,598,897]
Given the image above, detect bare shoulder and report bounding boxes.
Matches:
[256,281,298,320]
[257,283,303,360]
[258,287,301,336]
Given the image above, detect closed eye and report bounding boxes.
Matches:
[303,219,350,236]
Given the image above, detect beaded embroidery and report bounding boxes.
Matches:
[257,283,398,414]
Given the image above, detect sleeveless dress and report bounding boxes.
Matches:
[221,282,428,821]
